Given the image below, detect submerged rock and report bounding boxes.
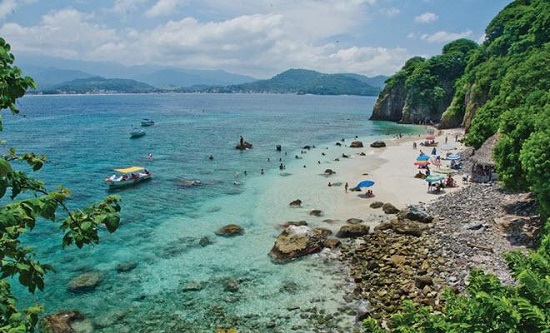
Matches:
[68,271,104,293]
[215,224,245,237]
[269,226,329,263]
[40,310,92,333]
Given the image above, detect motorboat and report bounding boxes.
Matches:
[105,166,152,189]
[130,128,146,138]
[141,118,155,126]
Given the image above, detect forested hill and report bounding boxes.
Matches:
[42,77,159,94]
[183,69,382,96]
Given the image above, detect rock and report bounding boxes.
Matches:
[280,220,308,228]
[116,262,137,273]
[289,199,302,207]
[336,224,370,238]
[40,310,92,333]
[463,221,484,230]
[350,141,364,148]
[324,169,336,175]
[370,141,386,148]
[309,209,323,217]
[224,278,239,292]
[346,218,364,224]
[370,201,384,209]
[68,271,103,293]
[323,238,342,249]
[415,275,434,288]
[199,236,212,246]
[398,205,434,223]
[269,225,328,263]
[183,281,204,291]
[391,220,422,237]
[215,224,245,237]
[382,203,400,214]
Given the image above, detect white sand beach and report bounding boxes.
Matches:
[257,128,467,231]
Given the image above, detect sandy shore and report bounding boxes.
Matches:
[259,127,467,231]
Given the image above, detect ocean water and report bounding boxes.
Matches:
[4,93,421,332]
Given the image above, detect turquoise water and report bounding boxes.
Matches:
[5,93,420,332]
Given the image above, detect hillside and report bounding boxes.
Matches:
[42,77,159,94]
[184,69,382,96]
[132,69,256,89]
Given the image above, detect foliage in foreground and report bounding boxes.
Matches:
[363,231,550,333]
[0,37,121,332]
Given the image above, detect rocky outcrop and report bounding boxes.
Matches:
[350,141,364,148]
[370,141,386,148]
[336,224,370,238]
[370,80,407,122]
[215,224,245,237]
[269,226,331,263]
[68,271,103,293]
[40,310,92,333]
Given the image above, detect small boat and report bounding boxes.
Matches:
[130,128,146,138]
[141,118,155,126]
[105,166,152,190]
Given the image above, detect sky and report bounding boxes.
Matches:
[0,0,513,79]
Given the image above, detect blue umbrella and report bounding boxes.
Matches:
[417,154,430,161]
[356,180,375,188]
[447,154,461,160]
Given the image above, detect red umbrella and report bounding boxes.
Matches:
[414,161,431,166]
[425,135,435,140]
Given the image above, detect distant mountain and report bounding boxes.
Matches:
[132,69,256,89]
[186,69,382,96]
[42,77,158,94]
[22,66,96,90]
[342,74,388,88]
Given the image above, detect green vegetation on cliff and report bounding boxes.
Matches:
[43,76,159,94]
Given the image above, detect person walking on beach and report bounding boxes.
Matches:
[345,182,349,192]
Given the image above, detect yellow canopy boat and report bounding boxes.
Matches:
[105,166,152,190]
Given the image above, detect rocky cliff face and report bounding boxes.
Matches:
[369,80,406,122]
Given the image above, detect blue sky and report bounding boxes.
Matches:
[0,0,512,78]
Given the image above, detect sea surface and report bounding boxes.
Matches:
[5,93,422,332]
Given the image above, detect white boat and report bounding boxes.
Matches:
[105,166,152,189]
[130,128,146,138]
[141,118,155,126]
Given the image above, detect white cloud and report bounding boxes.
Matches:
[415,12,438,24]
[380,7,400,18]
[146,0,181,17]
[0,0,36,20]
[420,30,473,43]
[111,0,148,15]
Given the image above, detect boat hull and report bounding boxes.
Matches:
[106,174,152,189]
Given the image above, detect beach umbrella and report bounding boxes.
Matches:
[447,154,461,160]
[356,180,375,188]
[414,161,431,166]
[416,154,430,161]
[425,175,444,182]
[425,135,435,140]
[440,144,455,151]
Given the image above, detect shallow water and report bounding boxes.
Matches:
[5,93,421,332]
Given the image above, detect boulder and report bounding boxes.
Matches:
[336,224,370,238]
[115,262,137,273]
[279,220,308,228]
[215,224,245,237]
[323,238,342,249]
[40,310,92,333]
[350,141,364,148]
[370,201,384,209]
[346,218,364,224]
[370,141,386,148]
[289,199,302,207]
[382,203,400,214]
[269,226,329,263]
[324,169,336,175]
[309,209,323,217]
[391,220,423,237]
[68,271,104,293]
[398,205,434,223]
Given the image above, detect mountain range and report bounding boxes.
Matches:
[17,57,386,96]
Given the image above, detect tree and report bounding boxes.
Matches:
[0,37,121,331]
